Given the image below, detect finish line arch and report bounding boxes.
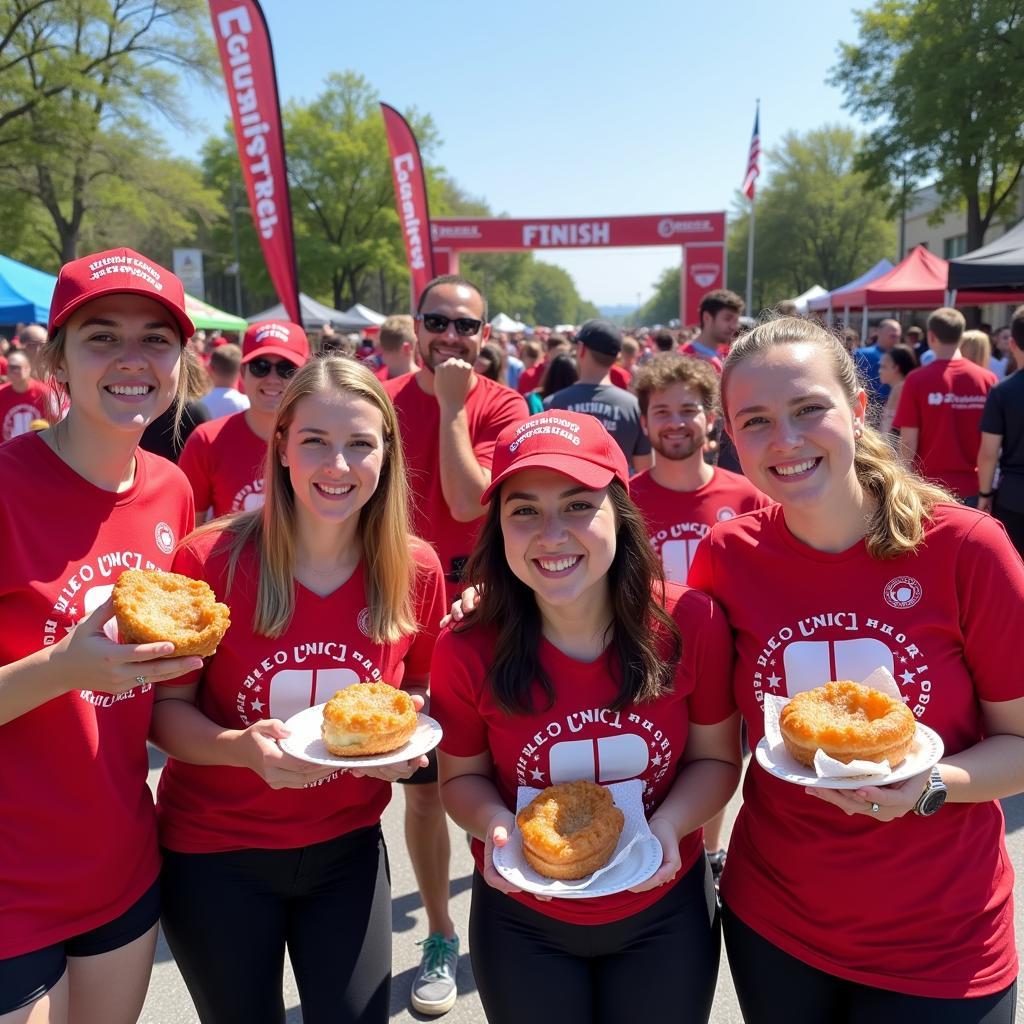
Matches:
[429,212,727,326]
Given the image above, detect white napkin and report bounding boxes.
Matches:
[763,667,905,780]
[500,779,652,892]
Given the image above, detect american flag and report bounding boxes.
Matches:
[742,107,760,200]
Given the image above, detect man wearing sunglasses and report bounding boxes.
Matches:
[385,276,527,1016]
[179,320,310,519]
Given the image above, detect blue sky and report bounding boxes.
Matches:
[169,0,866,307]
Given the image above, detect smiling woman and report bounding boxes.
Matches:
[0,248,202,1023]
[687,316,1024,1024]
[149,356,447,1024]
[430,410,742,1024]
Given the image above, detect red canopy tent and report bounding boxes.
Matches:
[838,245,1024,309]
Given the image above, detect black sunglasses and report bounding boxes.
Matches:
[247,357,298,380]
[416,313,484,337]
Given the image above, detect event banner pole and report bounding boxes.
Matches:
[380,103,437,306]
[208,1,301,324]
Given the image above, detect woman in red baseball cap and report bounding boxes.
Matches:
[0,249,203,1021]
[430,410,741,1023]
[689,317,1023,1023]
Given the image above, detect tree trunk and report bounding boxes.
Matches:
[965,192,984,252]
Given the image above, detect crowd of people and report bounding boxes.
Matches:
[1,248,1022,1024]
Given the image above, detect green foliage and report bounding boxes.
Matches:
[0,0,218,262]
[636,267,679,326]
[831,0,1024,248]
[727,126,894,312]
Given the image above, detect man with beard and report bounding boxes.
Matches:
[385,275,527,1016]
[630,353,770,890]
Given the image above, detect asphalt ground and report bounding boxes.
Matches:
[141,750,1024,1024]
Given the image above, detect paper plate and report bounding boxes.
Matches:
[755,723,944,790]
[279,704,442,769]
[492,780,664,898]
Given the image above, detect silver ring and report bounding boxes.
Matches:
[135,675,146,685]
[870,802,880,814]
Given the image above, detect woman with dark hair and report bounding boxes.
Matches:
[877,342,918,435]
[526,352,578,413]
[431,410,740,1024]
[474,342,507,385]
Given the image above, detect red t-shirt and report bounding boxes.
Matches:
[431,583,735,925]
[609,364,631,389]
[630,468,772,583]
[0,379,50,440]
[385,372,527,593]
[157,531,446,853]
[0,435,194,957]
[892,358,997,498]
[688,503,1023,997]
[177,411,267,517]
[516,361,545,395]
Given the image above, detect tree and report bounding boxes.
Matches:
[0,0,218,260]
[832,0,1024,250]
[726,127,894,312]
[636,266,680,326]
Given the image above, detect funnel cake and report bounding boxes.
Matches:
[516,780,625,880]
[779,680,915,768]
[113,568,230,657]
[321,682,418,756]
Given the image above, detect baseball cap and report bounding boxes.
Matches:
[576,318,622,357]
[48,247,195,339]
[481,411,629,504]
[242,320,310,366]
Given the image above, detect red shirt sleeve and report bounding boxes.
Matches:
[177,428,213,514]
[891,371,920,430]
[431,628,489,757]
[955,513,1024,703]
[686,533,717,596]
[472,386,528,470]
[677,589,736,724]
[405,542,447,681]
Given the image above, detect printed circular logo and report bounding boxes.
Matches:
[357,607,373,638]
[884,576,922,610]
[716,506,737,522]
[154,522,175,554]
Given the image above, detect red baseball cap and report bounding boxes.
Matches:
[481,411,630,504]
[48,247,194,339]
[242,320,310,366]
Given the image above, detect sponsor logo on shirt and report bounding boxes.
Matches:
[515,707,677,812]
[154,522,175,554]
[357,607,373,638]
[884,577,923,610]
[232,478,265,512]
[716,506,737,522]
[927,391,986,410]
[749,610,932,719]
[2,402,41,440]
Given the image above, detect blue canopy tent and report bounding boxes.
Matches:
[0,255,57,324]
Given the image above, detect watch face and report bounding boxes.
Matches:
[919,788,947,816]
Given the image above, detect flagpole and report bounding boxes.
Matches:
[746,193,755,315]
[745,99,759,316]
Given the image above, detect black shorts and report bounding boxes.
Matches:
[0,878,160,1014]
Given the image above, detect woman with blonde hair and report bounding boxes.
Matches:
[0,249,201,1023]
[958,329,992,371]
[150,357,446,1024]
[689,316,1023,1022]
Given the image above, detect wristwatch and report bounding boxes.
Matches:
[914,766,947,816]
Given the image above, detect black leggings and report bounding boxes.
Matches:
[470,854,720,1024]
[160,826,391,1024]
[723,903,1018,1024]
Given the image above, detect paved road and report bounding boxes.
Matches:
[142,751,1024,1023]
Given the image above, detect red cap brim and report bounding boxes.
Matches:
[481,454,616,505]
[49,284,195,341]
